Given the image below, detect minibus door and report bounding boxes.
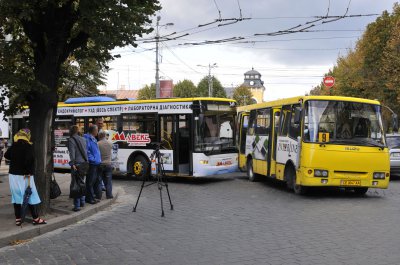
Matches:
[238,113,249,171]
[269,108,281,178]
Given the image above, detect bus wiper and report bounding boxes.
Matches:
[356,139,385,149]
[330,139,384,149]
[208,143,222,155]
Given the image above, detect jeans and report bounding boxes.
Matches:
[73,196,85,209]
[99,164,113,198]
[86,164,100,202]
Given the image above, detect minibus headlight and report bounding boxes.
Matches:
[373,172,385,179]
[314,169,328,177]
[200,160,209,165]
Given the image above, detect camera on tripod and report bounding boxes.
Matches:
[149,142,162,175]
[132,141,174,217]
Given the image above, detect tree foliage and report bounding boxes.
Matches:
[310,3,400,121]
[137,84,156,100]
[173,79,197,98]
[0,0,160,213]
[58,57,105,102]
[197,76,227,98]
[232,85,253,106]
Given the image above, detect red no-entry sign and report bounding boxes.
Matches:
[323,76,335,87]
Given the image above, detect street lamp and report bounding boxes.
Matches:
[197,63,217,97]
[155,16,174,98]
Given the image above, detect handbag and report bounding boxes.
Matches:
[70,171,86,198]
[71,137,89,176]
[50,173,62,199]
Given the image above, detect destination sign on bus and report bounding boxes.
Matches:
[16,102,193,117]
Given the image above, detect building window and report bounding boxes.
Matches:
[245,75,250,79]
[255,74,259,79]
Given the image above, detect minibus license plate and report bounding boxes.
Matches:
[341,180,361,186]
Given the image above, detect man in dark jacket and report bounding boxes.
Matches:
[68,125,88,211]
[84,125,101,204]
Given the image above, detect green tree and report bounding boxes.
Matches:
[310,3,400,122]
[197,76,227,98]
[58,57,106,102]
[0,0,160,213]
[173,79,197,98]
[232,85,253,106]
[137,84,156,100]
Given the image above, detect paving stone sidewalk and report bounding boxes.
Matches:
[0,164,120,248]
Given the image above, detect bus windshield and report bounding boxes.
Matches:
[304,100,385,147]
[194,112,236,154]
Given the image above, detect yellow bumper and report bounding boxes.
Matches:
[298,169,390,189]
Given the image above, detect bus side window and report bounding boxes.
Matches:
[280,105,291,136]
[255,108,270,135]
[289,104,301,139]
[248,110,256,136]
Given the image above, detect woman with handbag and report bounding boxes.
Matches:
[4,129,47,226]
[68,125,88,212]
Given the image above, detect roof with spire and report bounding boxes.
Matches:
[244,67,261,76]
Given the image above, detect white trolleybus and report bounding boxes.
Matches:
[12,97,238,178]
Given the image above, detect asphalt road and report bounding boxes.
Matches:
[1,173,400,265]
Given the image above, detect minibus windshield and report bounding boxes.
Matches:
[304,100,385,147]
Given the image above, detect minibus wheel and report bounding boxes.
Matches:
[247,158,257,182]
[293,182,308,195]
[353,187,368,195]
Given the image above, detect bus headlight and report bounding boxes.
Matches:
[314,169,328,177]
[373,172,385,179]
[200,160,209,165]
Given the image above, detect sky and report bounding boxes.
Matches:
[102,0,399,101]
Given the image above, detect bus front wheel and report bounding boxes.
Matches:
[131,155,150,180]
[285,165,307,195]
[247,159,257,182]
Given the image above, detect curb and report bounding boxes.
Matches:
[0,187,122,248]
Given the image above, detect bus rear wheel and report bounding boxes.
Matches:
[354,187,368,195]
[247,158,257,182]
[131,155,150,180]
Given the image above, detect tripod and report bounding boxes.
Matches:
[132,142,174,217]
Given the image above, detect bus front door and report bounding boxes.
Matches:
[159,114,192,175]
[238,113,249,171]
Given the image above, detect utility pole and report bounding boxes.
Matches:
[197,63,217,97]
[155,16,173,98]
[155,16,161,98]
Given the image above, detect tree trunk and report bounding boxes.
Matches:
[29,91,58,215]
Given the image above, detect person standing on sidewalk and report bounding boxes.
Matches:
[95,118,106,191]
[84,125,101,204]
[68,125,88,211]
[98,131,113,199]
[4,129,47,226]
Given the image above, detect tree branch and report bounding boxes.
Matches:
[62,31,89,62]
